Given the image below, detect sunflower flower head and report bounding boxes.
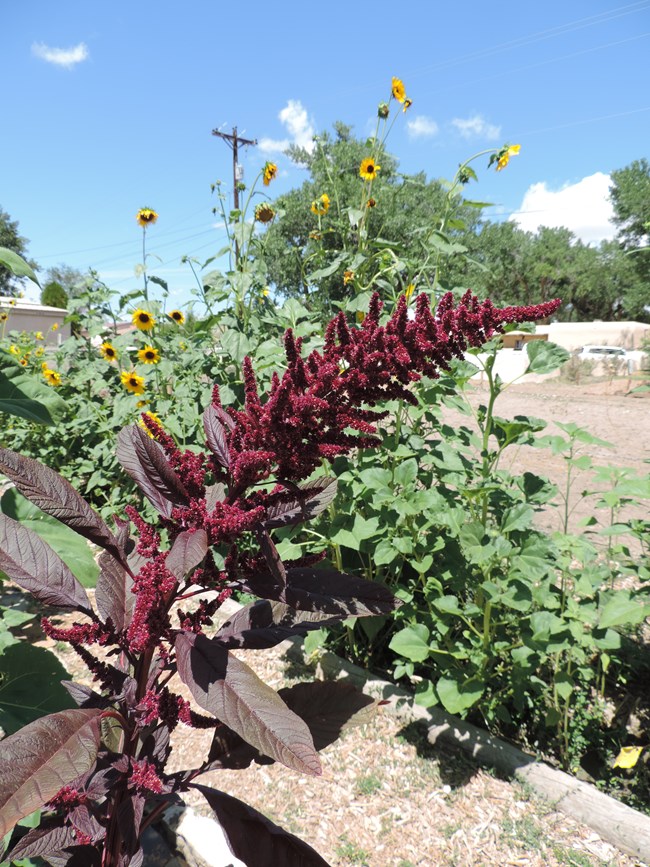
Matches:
[100,342,118,362]
[391,77,406,103]
[34,331,43,341]
[254,203,276,224]
[403,97,413,112]
[132,309,155,331]
[42,368,62,387]
[121,370,146,395]
[377,102,390,119]
[494,144,521,172]
[310,193,330,216]
[19,357,28,367]
[9,344,20,356]
[51,322,59,331]
[136,208,158,228]
[366,198,377,209]
[262,162,278,187]
[168,309,185,325]
[138,345,161,365]
[359,158,380,182]
[343,270,355,286]
[0,312,9,323]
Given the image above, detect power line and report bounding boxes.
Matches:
[212,127,257,260]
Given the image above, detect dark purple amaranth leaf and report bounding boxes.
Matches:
[214,404,236,431]
[239,567,399,617]
[47,847,102,867]
[166,528,208,580]
[138,724,171,765]
[61,681,111,710]
[253,525,286,589]
[68,804,104,843]
[116,426,189,518]
[0,513,93,615]
[205,482,226,512]
[6,823,75,861]
[0,708,103,840]
[214,600,340,649]
[118,847,144,867]
[84,766,121,800]
[96,517,135,631]
[264,478,338,529]
[0,448,126,565]
[192,785,331,867]
[203,680,379,772]
[175,632,321,776]
[203,405,231,469]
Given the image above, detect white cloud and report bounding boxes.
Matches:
[258,100,315,155]
[511,172,616,245]
[407,115,439,139]
[31,41,89,69]
[451,114,501,141]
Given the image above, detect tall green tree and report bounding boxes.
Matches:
[0,207,37,296]
[609,159,650,321]
[263,123,481,305]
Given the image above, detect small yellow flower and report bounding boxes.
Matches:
[132,309,155,331]
[405,283,416,302]
[168,309,185,325]
[121,370,146,395]
[136,208,158,227]
[262,162,278,186]
[43,368,62,386]
[356,311,365,324]
[100,342,118,362]
[179,341,187,351]
[41,361,50,371]
[138,345,161,364]
[310,193,330,216]
[34,331,43,341]
[35,346,44,357]
[391,77,406,103]
[309,230,322,241]
[613,746,644,769]
[19,357,28,367]
[366,198,377,209]
[136,399,150,408]
[403,97,413,112]
[343,270,354,285]
[496,144,521,172]
[8,299,16,307]
[9,344,20,356]
[51,323,59,331]
[359,158,380,181]
[0,312,8,323]
[254,203,276,224]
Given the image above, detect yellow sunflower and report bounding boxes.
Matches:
[100,342,118,362]
[51,323,59,331]
[343,270,354,285]
[366,198,377,209]
[34,331,43,340]
[403,97,413,112]
[496,144,521,172]
[136,208,158,227]
[43,368,62,387]
[168,309,185,325]
[310,193,330,216]
[391,77,406,103]
[19,357,28,367]
[35,346,44,357]
[262,162,278,186]
[359,158,380,181]
[121,370,146,395]
[254,203,276,224]
[0,312,9,323]
[9,344,20,356]
[132,309,156,331]
[138,345,161,365]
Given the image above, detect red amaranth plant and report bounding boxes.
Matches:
[0,291,560,866]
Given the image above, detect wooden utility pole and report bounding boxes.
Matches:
[211,127,257,261]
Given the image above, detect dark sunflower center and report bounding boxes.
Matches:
[139,314,149,322]
[146,351,154,359]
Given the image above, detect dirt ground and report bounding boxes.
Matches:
[439,376,649,537]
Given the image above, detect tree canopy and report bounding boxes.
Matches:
[0,207,36,296]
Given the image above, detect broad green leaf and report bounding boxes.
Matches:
[388,624,430,663]
[0,248,40,287]
[501,504,534,534]
[394,458,418,489]
[0,643,75,734]
[599,594,648,629]
[525,340,570,374]
[436,676,484,715]
[0,364,65,425]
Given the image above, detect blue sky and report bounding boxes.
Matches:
[3,1,649,310]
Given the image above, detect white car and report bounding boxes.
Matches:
[577,345,628,360]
